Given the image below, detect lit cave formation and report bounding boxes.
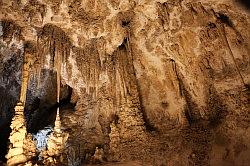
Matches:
[0,0,250,165]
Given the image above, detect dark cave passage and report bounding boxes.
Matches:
[26,85,74,134]
[0,87,16,162]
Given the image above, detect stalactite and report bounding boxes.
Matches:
[55,48,61,103]
[36,24,71,92]
[20,42,36,105]
[37,24,71,70]
[34,24,70,165]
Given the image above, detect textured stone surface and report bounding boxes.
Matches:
[0,0,249,165]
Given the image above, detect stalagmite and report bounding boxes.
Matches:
[6,47,36,165]
[41,108,69,165]
[6,103,28,165]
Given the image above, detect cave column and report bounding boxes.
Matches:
[19,52,33,105]
[108,38,147,160]
[6,48,36,166]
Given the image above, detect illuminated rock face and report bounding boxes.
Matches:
[0,0,250,165]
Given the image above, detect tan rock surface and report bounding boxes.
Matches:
[0,0,249,165]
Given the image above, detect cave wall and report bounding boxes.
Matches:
[0,0,250,165]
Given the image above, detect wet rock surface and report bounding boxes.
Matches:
[0,0,250,165]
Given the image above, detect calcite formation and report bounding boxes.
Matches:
[5,103,36,166]
[91,147,104,163]
[0,0,249,165]
[41,109,68,165]
[5,44,37,165]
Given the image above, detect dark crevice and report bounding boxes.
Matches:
[27,85,73,133]
[0,19,23,42]
[207,86,228,128]
[0,87,17,162]
[216,13,234,27]
[207,22,216,29]
[24,41,37,54]
[121,20,130,27]
[110,114,119,125]
[0,122,11,163]
[170,59,184,97]
[245,84,250,92]
[139,93,158,132]
[179,79,202,125]
[238,0,250,9]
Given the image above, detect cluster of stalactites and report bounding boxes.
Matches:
[34,24,70,164]
[35,24,71,91]
[0,20,23,44]
[2,21,71,165]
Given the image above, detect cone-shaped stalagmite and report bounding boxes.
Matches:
[41,108,68,165]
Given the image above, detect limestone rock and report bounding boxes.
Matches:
[0,0,249,165]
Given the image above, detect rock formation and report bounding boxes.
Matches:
[5,103,36,166]
[5,49,36,165]
[91,147,104,163]
[0,0,249,165]
[41,108,68,165]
